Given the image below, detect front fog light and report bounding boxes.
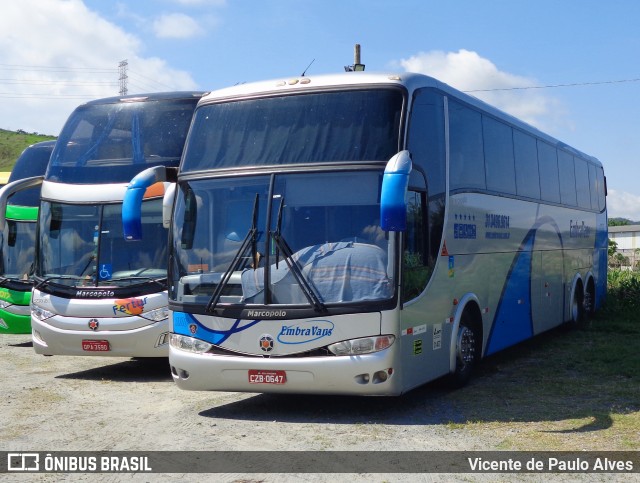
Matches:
[32,329,47,347]
[328,335,395,356]
[169,333,213,354]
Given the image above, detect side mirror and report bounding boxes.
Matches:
[163,183,176,229]
[0,176,44,231]
[380,150,412,231]
[123,166,173,241]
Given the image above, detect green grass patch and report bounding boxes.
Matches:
[437,269,640,450]
[0,128,57,171]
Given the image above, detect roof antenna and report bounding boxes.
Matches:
[344,44,365,72]
[301,59,315,77]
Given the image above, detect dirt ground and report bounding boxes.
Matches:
[0,333,633,482]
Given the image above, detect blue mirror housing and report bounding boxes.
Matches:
[122,166,167,241]
[380,150,412,231]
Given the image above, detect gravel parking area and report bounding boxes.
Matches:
[0,333,633,482]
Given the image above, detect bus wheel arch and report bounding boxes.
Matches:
[448,295,483,388]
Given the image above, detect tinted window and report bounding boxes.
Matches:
[596,166,606,211]
[558,150,577,206]
[574,158,591,209]
[483,116,515,194]
[588,163,599,210]
[537,141,560,203]
[513,130,540,199]
[407,89,446,264]
[449,100,485,191]
[47,98,198,183]
[407,89,446,197]
[182,89,403,172]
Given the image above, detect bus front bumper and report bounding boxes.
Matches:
[169,344,402,396]
[31,316,170,357]
[0,305,32,334]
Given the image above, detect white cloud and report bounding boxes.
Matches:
[605,189,640,221]
[0,0,198,136]
[397,49,567,131]
[153,13,204,39]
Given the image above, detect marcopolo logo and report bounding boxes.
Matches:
[245,309,287,319]
[112,297,148,316]
[277,320,334,345]
[75,290,115,298]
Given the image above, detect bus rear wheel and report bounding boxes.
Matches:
[449,311,479,388]
[568,281,586,328]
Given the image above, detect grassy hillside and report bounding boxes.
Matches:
[0,129,57,171]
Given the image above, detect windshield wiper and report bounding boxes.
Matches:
[107,275,166,289]
[206,193,260,312]
[271,197,326,313]
[33,275,86,291]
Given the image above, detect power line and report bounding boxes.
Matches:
[465,77,640,92]
[0,79,117,86]
[128,70,176,91]
[0,92,98,99]
[0,63,116,74]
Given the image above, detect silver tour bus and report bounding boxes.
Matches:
[124,72,607,394]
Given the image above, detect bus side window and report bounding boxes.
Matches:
[404,88,445,303]
[403,188,431,303]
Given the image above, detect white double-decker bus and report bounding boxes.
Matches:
[125,73,607,394]
[5,92,203,357]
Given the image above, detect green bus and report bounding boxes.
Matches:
[0,140,55,333]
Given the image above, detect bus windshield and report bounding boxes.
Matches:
[38,198,167,288]
[181,89,403,172]
[171,171,394,308]
[47,98,197,184]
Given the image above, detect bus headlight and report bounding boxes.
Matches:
[0,300,12,309]
[328,335,395,356]
[31,304,55,321]
[140,306,169,322]
[170,333,213,354]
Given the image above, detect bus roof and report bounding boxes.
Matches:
[198,71,600,166]
[9,139,56,183]
[78,91,208,107]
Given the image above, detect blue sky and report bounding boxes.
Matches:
[2,0,639,219]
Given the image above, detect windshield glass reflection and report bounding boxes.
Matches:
[171,171,393,308]
[38,199,167,287]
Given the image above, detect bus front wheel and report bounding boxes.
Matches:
[450,311,479,388]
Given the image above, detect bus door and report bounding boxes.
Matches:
[531,221,564,334]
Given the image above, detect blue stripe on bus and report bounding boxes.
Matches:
[173,311,262,345]
[485,232,535,355]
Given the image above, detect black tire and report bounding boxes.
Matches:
[568,283,585,328]
[584,278,596,321]
[449,310,479,388]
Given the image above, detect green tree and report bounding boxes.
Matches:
[609,218,631,226]
[608,239,618,257]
